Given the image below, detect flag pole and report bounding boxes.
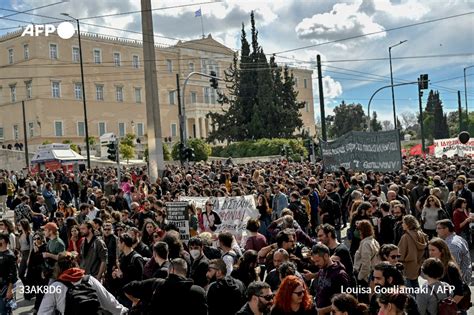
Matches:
[200,7,205,38]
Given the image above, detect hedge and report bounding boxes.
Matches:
[172,138,212,161]
[211,138,308,160]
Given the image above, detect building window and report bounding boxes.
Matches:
[201,59,207,73]
[95,84,104,101]
[294,77,298,87]
[116,86,124,102]
[134,87,141,103]
[303,78,308,89]
[25,80,32,99]
[54,121,63,137]
[77,121,85,137]
[0,127,3,140]
[204,87,210,104]
[118,122,126,137]
[51,81,61,98]
[49,44,58,59]
[28,122,34,138]
[166,59,173,73]
[93,49,101,64]
[10,84,16,102]
[72,47,80,63]
[191,91,197,104]
[98,122,106,136]
[132,55,140,69]
[169,91,175,105]
[8,48,13,64]
[74,83,82,100]
[23,44,29,60]
[136,123,144,137]
[210,89,216,104]
[305,103,309,112]
[189,62,194,73]
[113,52,121,67]
[171,123,177,138]
[13,125,19,140]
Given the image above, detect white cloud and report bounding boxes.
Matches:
[295,1,385,47]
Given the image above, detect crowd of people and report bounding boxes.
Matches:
[0,154,473,315]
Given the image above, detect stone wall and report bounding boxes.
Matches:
[0,149,34,171]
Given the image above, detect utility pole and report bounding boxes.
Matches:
[464,65,473,118]
[176,73,185,165]
[458,90,463,132]
[141,0,165,181]
[418,78,426,153]
[389,40,407,129]
[21,100,29,170]
[317,55,327,141]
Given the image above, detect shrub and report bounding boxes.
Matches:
[211,138,307,160]
[172,138,211,161]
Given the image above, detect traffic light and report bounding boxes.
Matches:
[419,74,429,90]
[107,141,117,161]
[209,71,218,89]
[185,147,195,161]
[179,143,186,162]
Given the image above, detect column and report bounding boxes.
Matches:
[195,117,201,139]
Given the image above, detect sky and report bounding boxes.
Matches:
[1,0,473,127]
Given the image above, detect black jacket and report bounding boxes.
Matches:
[190,254,209,288]
[0,249,17,285]
[124,274,207,315]
[207,276,245,315]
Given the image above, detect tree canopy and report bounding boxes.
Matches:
[207,12,304,142]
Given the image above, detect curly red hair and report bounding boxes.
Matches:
[273,275,313,312]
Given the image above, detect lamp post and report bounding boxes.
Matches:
[389,40,407,129]
[61,13,90,169]
[464,65,473,118]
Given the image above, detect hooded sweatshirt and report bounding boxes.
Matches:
[398,229,428,280]
[207,276,246,315]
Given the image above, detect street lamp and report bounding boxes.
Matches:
[464,65,473,118]
[389,40,407,129]
[61,13,90,169]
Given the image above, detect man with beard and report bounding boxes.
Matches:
[236,281,274,315]
[128,227,152,258]
[392,203,406,245]
[79,221,108,281]
[309,244,350,315]
[369,263,419,315]
[318,188,342,241]
[206,258,246,315]
[315,224,353,276]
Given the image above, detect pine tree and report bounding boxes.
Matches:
[370,111,382,131]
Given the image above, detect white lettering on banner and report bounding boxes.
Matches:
[166,202,190,242]
[179,195,258,241]
[322,142,399,156]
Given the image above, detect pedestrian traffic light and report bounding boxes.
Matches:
[209,71,218,89]
[185,147,195,161]
[419,74,429,90]
[107,141,117,161]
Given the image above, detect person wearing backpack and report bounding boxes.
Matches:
[38,251,128,315]
[417,258,457,315]
[219,232,239,276]
[288,191,310,231]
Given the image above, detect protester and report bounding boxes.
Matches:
[0,233,17,314]
[417,258,453,315]
[331,293,368,315]
[271,275,314,315]
[236,281,274,315]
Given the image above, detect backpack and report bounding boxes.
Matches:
[292,203,310,228]
[223,250,239,265]
[57,275,108,315]
[431,284,458,315]
[437,209,450,220]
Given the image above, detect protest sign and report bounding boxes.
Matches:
[166,202,190,242]
[179,195,258,240]
[321,130,402,172]
[433,137,474,158]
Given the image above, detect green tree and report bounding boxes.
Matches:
[370,111,382,131]
[86,136,96,146]
[62,140,79,153]
[42,140,52,145]
[119,144,135,164]
[328,101,367,138]
[447,110,473,137]
[206,12,303,142]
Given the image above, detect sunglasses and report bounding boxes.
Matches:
[257,294,275,302]
[292,290,305,297]
[33,237,40,240]
[390,255,401,259]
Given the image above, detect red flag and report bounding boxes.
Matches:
[409,144,423,156]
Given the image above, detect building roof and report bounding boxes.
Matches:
[175,34,235,55]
